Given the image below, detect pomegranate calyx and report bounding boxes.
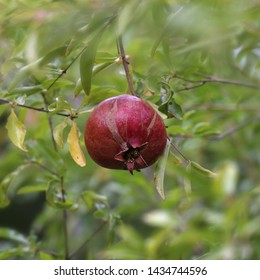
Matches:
[114,142,148,174]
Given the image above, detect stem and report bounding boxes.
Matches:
[174,74,260,92]
[47,45,88,91]
[29,160,59,177]
[41,92,58,152]
[0,98,75,118]
[69,221,107,259]
[60,176,69,260]
[118,36,136,96]
[209,114,260,141]
[169,137,190,165]
[40,93,70,259]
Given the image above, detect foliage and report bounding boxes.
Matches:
[0,0,259,260]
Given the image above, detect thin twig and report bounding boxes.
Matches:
[174,74,260,93]
[0,98,76,118]
[69,221,107,259]
[118,36,136,96]
[29,160,59,177]
[41,92,58,151]
[40,93,70,259]
[60,176,69,260]
[46,45,88,91]
[169,137,190,165]
[209,114,260,141]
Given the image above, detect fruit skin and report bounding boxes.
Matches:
[84,94,167,174]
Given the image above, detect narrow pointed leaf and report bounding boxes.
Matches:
[5,110,27,152]
[191,161,217,177]
[0,164,29,208]
[80,33,102,95]
[0,228,29,245]
[48,97,72,114]
[184,161,192,195]
[17,185,47,195]
[154,139,171,199]
[53,118,68,148]
[46,180,73,209]
[67,121,86,167]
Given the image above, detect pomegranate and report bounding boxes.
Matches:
[84,94,167,174]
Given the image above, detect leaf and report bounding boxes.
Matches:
[73,78,83,98]
[158,86,183,119]
[191,161,217,178]
[80,32,103,95]
[8,58,43,92]
[0,164,29,208]
[184,161,192,195]
[151,6,183,57]
[67,121,86,167]
[6,85,43,97]
[82,191,108,211]
[53,118,68,148]
[213,161,238,197]
[0,228,28,245]
[48,97,72,114]
[168,99,183,120]
[0,247,28,260]
[192,122,220,137]
[154,138,171,199]
[117,0,141,35]
[17,185,47,195]
[5,109,28,152]
[74,62,116,98]
[46,180,73,209]
[38,251,55,260]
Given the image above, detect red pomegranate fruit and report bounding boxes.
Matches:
[84,94,167,174]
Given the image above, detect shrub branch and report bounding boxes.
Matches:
[118,36,136,96]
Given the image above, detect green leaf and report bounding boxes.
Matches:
[73,78,83,98]
[191,161,217,178]
[42,78,74,90]
[154,138,171,199]
[46,180,73,209]
[184,161,192,195]
[82,191,108,211]
[17,185,47,195]
[48,97,72,114]
[67,121,86,167]
[80,33,103,95]
[0,164,29,208]
[158,87,183,119]
[38,251,55,260]
[74,62,116,98]
[5,109,28,152]
[213,161,238,197]
[6,85,43,97]
[192,122,220,136]
[53,118,68,148]
[151,6,183,57]
[0,228,29,245]
[0,247,29,260]
[168,98,183,120]
[8,58,43,92]
[117,0,141,35]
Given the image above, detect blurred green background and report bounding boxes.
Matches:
[0,0,259,259]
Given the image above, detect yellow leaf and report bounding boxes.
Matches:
[67,121,86,167]
[53,118,68,148]
[5,110,28,152]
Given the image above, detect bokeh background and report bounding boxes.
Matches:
[0,0,259,259]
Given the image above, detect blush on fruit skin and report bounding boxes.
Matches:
[84,94,167,174]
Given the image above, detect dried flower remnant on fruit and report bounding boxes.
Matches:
[84,94,167,174]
